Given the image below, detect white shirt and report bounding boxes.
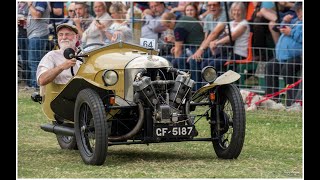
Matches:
[82,12,112,45]
[36,49,81,85]
[229,19,250,57]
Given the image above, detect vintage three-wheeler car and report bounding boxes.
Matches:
[32,41,246,165]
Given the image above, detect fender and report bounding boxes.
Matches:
[50,77,112,121]
[192,70,240,102]
[41,82,66,121]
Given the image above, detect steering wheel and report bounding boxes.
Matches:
[67,43,104,76]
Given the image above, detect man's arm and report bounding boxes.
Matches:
[38,60,76,86]
[174,41,183,58]
[28,2,45,19]
[192,23,225,60]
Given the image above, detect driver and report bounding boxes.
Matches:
[36,23,81,90]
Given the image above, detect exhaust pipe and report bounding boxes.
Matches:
[40,123,74,136]
[108,102,144,141]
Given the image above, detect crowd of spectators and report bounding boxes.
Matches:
[17,1,303,108]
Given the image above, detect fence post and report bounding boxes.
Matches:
[132,11,141,44]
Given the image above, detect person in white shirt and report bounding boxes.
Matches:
[36,23,81,87]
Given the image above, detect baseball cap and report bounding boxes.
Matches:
[56,23,78,34]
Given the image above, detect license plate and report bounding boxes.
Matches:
[154,125,195,138]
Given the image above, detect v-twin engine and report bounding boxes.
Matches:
[133,68,195,124]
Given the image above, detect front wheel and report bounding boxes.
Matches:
[211,84,245,159]
[74,88,108,165]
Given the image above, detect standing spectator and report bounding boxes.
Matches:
[250,2,275,62]
[265,2,302,107]
[48,2,65,50]
[82,2,112,46]
[73,2,94,39]
[141,2,169,54]
[255,2,296,44]
[26,2,50,89]
[18,1,29,82]
[50,2,64,25]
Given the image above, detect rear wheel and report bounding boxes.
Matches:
[53,118,77,150]
[56,135,77,150]
[211,84,245,159]
[74,89,108,165]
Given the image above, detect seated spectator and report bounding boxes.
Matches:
[64,2,76,25]
[191,2,227,61]
[184,3,199,20]
[265,2,302,107]
[169,1,188,19]
[104,3,131,44]
[81,2,112,46]
[187,2,227,89]
[161,12,204,90]
[110,26,133,43]
[209,2,250,73]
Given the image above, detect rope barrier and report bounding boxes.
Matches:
[253,79,302,106]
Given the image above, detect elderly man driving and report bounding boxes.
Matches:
[36,23,81,87]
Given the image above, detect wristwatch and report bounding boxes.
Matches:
[200,47,206,51]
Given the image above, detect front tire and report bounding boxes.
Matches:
[74,88,108,165]
[211,84,245,159]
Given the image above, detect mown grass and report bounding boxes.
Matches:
[17,91,303,178]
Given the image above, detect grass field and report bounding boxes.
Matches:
[17,91,303,178]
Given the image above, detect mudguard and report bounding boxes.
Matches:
[192,70,240,102]
[41,77,111,122]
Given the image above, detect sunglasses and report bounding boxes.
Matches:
[69,10,75,12]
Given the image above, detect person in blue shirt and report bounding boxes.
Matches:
[265,2,302,107]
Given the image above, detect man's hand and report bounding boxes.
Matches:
[170,47,175,55]
[283,14,294,23]
[61,58,77,70]
[192,49,204,62]
[72,16,82,25]
[280,26,291,36]
[209,40,219,50]
[164,35,175,43]
[27,2,33,7]
[143,9,154,16]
